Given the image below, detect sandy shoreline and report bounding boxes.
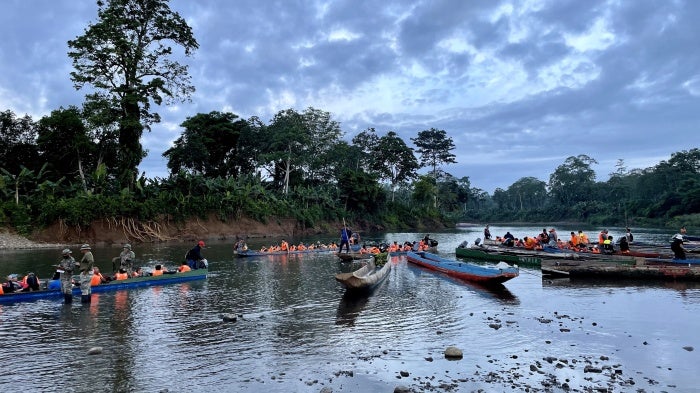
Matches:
[0,230,65,250]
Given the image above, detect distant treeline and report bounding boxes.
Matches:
[1,108,699,236]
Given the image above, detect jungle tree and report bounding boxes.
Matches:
[411,128,456,178]
[36,106,97,193]
[163,111,251,177]
[371,131,419,202]
[68,0,198,189]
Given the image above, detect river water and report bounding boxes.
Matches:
[0,225,698,392]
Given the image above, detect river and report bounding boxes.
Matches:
[0,225,698,392]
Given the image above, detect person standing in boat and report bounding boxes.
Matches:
[112,243,135,275]
[57,248,77,304]
[671,227,687,260]
[339,226,352,253]
[186,241,206,269]
[483,225,492,240]
[78,244,95,303]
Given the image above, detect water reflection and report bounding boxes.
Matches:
[336,291,371,327]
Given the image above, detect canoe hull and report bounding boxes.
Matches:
[335,261,391,291]
[407,251,518,285]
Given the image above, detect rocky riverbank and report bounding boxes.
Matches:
[0,230,66,249]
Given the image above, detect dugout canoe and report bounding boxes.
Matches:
[335,259,391,292]
[406,251,518,285]
[0,269,208,304]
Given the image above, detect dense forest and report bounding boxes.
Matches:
[1,0,699,239]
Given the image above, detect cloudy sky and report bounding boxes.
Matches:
[1,0,698,193]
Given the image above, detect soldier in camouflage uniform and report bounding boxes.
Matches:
[78,244,95,303]
[112,243,135,275]
[58,248,77,304]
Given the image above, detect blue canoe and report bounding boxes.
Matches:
[406,251,519,285]
[0,269,208,304]
[644,257,700,265]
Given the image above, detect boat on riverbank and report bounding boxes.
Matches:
[407,251,519,285]
[335,258,391,292]
[0,269,208,304]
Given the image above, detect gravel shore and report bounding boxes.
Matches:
[0,230,65,250]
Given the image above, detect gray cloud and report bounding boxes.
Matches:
[0,0,697,193]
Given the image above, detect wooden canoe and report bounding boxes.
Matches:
[335,260,391,291]
[407,251,518,285]
[0,269,208,304]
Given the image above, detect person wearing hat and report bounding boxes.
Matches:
[185,240,206,270]
[78,244,95,303]
[112,243,136,275]
[57,248,78,304]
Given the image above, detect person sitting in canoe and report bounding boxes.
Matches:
[90,267,109,286]
[114,268,129,281]
[152,264,168,276]
[502,232,515,247]
[602,236,615,255]
[618,236,630,254]
[177,261,191,272]
[671,227,687,260]
[523,236,537,250]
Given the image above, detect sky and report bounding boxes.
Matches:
[1,0,698,193]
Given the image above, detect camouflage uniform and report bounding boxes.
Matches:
[79,245,95,302]
[119,245,135,274]
[58,249,77,303]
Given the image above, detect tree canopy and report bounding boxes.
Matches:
[68,0,198,189]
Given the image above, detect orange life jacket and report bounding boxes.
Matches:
[91,274,103,286]
[178,265,191,272]
[115,272,129,280]
[280,241,289,251]
[152,270,163,277]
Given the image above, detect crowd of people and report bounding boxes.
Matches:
[486,226,636,255]
[1,240,208,303]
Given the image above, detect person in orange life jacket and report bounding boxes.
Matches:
[152,264,167,276]
[186,241,205,269]
[178,261,191,272]
[132,267,143,277]
[90,267,108,286]
[114,268,129,281]
[21,272,40,291]
[280,239,289,251]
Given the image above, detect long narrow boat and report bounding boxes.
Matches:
[0,269,208,304]
[455,245,543,266]
[406,251,518,285]
[644,257,700,265]
[235,244,360,258]
[335,259,391,292]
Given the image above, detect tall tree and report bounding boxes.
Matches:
[411,128,456,177]
[36,106,97,193]
[0,110,39,175]
[548,155,598,205]
[371,131,419,202]
[163,111,250,177]
[68,0,198,189]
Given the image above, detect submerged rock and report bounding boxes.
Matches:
[87,346,103,355]
[222,313,238,322]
